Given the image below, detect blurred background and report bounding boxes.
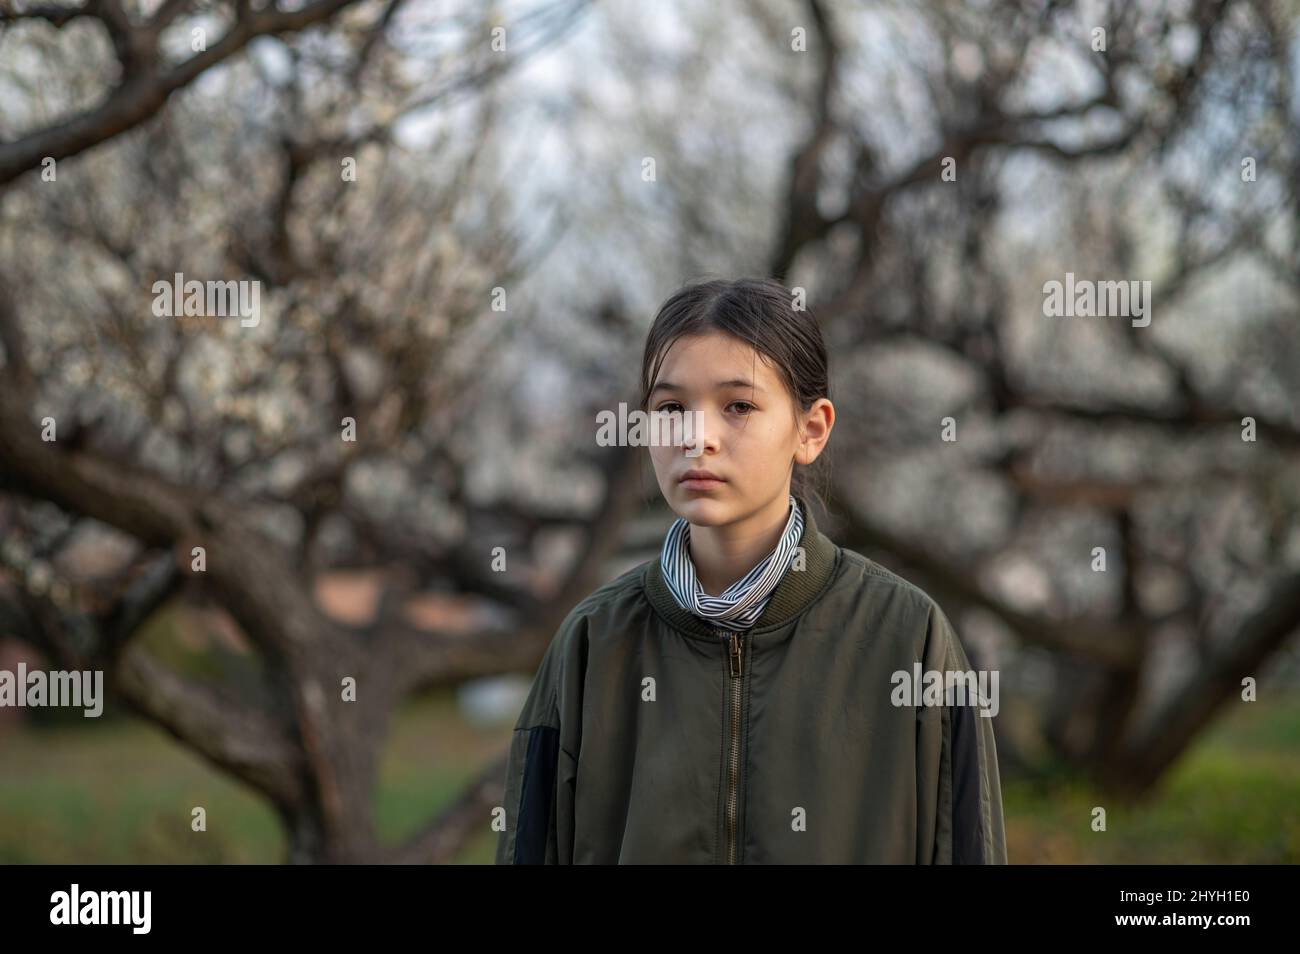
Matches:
[0,0,1298,864]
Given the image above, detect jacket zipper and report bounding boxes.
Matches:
[719,626,748,864]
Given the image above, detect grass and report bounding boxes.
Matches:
[1,690,1296,863]
[1002,695,1300,863]
[0,690,508,864]
[0,710,287,863]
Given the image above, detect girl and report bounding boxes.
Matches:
[495,276,1007,864]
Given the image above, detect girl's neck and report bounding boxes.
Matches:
[688,493,793,596]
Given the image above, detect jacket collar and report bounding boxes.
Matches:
[643,493,840,638]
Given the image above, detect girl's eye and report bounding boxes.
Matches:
[655,400,753,414]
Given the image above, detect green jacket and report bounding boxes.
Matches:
[494,495,1008,864]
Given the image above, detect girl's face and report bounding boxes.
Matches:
[646,331,831,528]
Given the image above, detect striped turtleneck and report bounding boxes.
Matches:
[658,494,804,631]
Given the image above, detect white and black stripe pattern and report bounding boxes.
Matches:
[658,494,804,631]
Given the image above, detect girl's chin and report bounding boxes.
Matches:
[673,493,733,522]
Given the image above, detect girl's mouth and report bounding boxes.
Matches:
[679,476,726,491]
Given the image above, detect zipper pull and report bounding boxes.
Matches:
[729,631,743,678]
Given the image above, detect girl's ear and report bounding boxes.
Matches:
[795,398,834,465]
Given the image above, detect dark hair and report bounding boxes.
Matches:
[638,276,832,513]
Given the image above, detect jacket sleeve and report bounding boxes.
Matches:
[918,603,1008,864]
[494,614,583,865]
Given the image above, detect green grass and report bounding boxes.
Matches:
[0,710,287,863]
[373,692,506,864]
[1002,696,1300,863]
[0,690,508,864]
[2,689,1296,863]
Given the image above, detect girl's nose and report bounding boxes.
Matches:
[682,409,719,457]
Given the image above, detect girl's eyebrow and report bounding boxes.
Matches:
[650,378,766,395]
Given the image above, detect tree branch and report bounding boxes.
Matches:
[0,0,366,186]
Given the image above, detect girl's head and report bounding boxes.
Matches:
[639,276,834,528]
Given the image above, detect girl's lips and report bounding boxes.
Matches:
[680,477,725,490]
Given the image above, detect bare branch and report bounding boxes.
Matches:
[0,0,367,186]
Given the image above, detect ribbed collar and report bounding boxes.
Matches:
[643,493,840,639]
